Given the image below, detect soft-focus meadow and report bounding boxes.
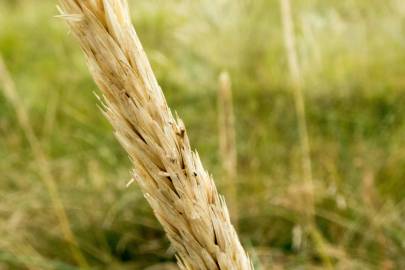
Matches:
[1,0,404,269]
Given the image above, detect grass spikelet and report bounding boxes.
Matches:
[58,1,253,269]
[217,71,238,227]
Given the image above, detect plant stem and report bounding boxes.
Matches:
[0,55,88,268]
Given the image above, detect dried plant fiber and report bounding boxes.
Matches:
[58,1,253,269]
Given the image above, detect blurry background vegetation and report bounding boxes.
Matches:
[0,0,404,269]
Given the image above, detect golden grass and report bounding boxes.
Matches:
[280,0,314,218]
[217,71,238,227]
[280,0,332,267]
[0,55,88,268]
[58,1,252,269]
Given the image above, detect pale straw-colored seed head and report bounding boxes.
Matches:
[58,1,253,269]
[218,71,238,226]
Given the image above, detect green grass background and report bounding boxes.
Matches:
[0,0,404,269]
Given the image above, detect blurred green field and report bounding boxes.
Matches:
[0,0,404,269]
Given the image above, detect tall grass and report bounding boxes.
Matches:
[280,0,314,221]
[0,0,404,269]
[58,1,251,269]
[0,55,88,268]
[280,0,332,267]
[217,71,238,226]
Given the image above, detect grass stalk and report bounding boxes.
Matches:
[0,56,88,268]
[217,71,238,227]
[58,1,252,269]
[280,0,314,218]
[279,0,333,268]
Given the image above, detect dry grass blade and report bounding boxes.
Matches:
[279,0,314,217]
[279,0,332,268]
[58,1,253,269]
[218,71,238,227]
[0,55,88,268]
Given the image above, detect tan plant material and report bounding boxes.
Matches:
[58,1,252,269]
[362,168,378,208]
[0,56,88,268]
[280,0,314,218]
[217,71,238,226]
[279,1,332,268]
